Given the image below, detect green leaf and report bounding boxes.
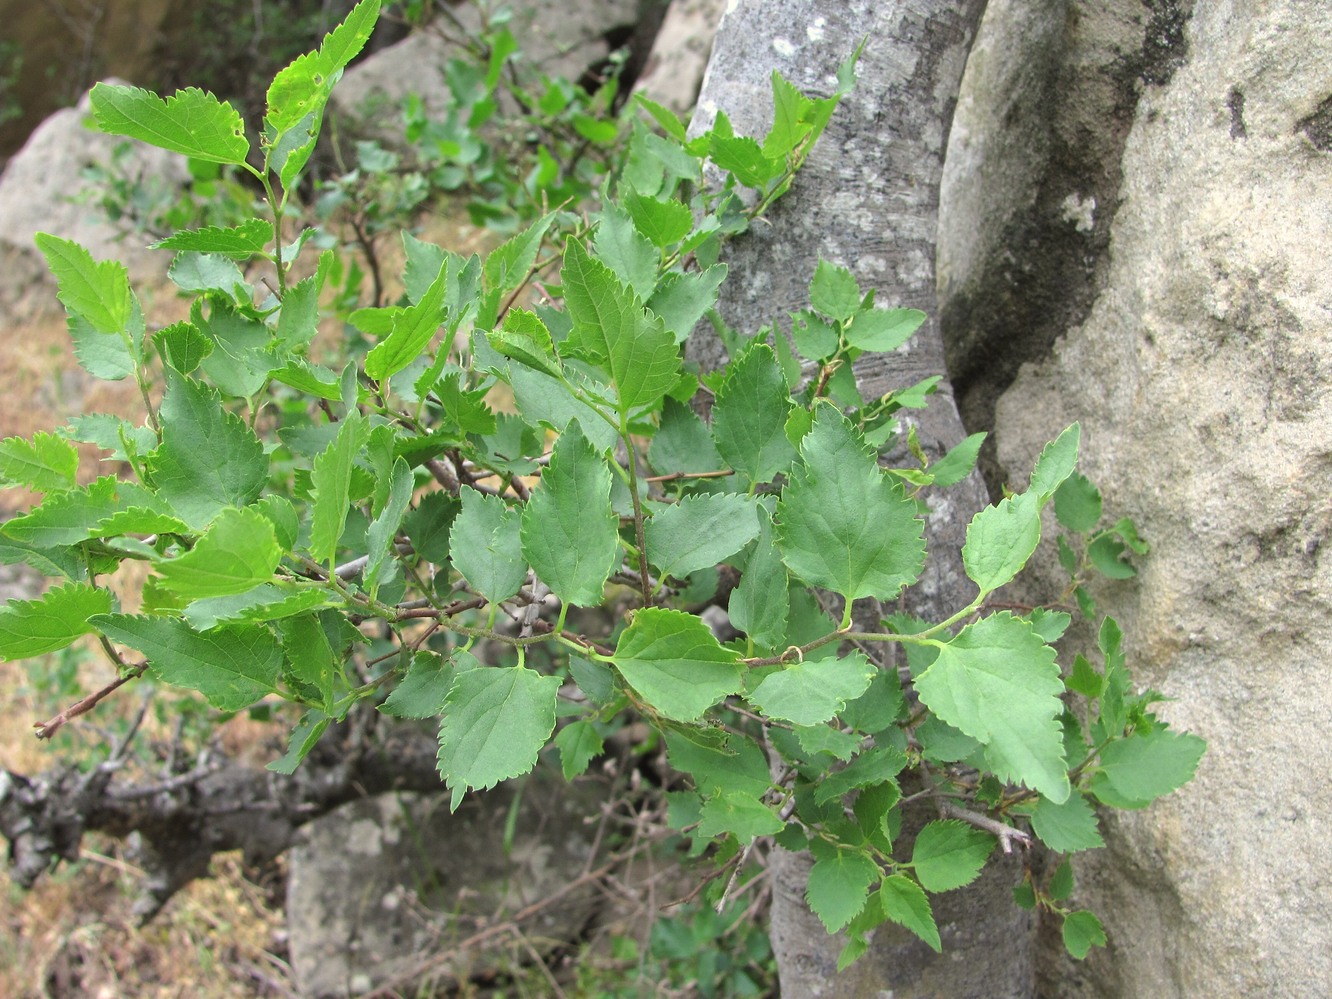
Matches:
[710,134,780,188]
[595,204,658,301]
[726,506,788,649]
[491,309,562,378]
[1054,471,1102,532]
[64,414,156,462]
[520,421,619,607]
[170,252,253,298]
[697,790,783,843]
[270,360,341,400]
[613,608,744,721]
[634,94,688,142]
[648,398,722,476]
[507,364,620,454]
[90,83,248,164]
[568,654,615,706]
[844,307,926,353]
[560,238,680,412]
[809,260,861,323]
[1029,607,1071,643]
[748,653,875,727]
[555,719,604,780]
[795,723,863,762]
[380,651,456,719]
[0,583,112,660]
[155,321,213,374]
[363,457,413,593]
[842,672,905,735]
[254,495,298,552]
[449,491,528,603]
[776,405,925,602]
[1067,653,1107,699]
[711,342,796,487]
[622,193,693,248]
[1030,791,1105,852]
[265,0,380,132]
[806,841,880,932]
[879,876,942,952]
[483,212,555,297]
[151,372,268,529]
[437,665,560,794]
[645,494,759,581]
[1062,910,1107,960]
[34,233,133,335]
[0,432,79,492]
[152,219,274,257]
[666,728,771,797]
[63,300,143,382]
[307,410,368,564]
[791,311,839,361]
[916,717,981,764]
[647,265,727,344]
[267,712,331,774]
[182,584,331,631]
[764,70,815,159]
[911,820,995,892]
[93,614,282,710]
[1029,423,1081,501]
[915,613,1069,802]
[1,476,165,547]
[276,274,321,350]
[156,507,281,599]
[192,300,271,397]
[813,745,908,806]
[928,432,986,488]
[365,256,449,382]
[1091,729,1206,806]
[1088,534,1138,579]
[962,491,1041,594]
[276,613,341,703]
[402,492,459,564]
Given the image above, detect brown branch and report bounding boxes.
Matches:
[34,663,148,741]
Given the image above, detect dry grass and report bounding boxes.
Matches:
[0,846,290,998]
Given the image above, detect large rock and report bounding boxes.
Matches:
[943,1,1332,995]
[332,0,644,129]
[0,82,187,319]
[286,778,603,997]
[633,0,727,113]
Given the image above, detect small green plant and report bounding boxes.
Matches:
[0,0,1202,971]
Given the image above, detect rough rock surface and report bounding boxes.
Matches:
[633,0,727,113]
[0,82,186,320]
[332,0,644,130]
[943,1,1332,995]
[286,779,602,997]
[692,3,1031,996]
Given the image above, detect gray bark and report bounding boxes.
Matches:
[693,2,1034,995]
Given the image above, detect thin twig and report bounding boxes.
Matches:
[940,802,1032,854]
[35,663,148,740]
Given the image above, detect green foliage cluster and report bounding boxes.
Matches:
[0,0,1202,969]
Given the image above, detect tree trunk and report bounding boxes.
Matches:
[692,2,1035,995]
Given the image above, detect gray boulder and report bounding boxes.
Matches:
[332,0,644,133]
[286,778,603,997]
[0,81,186,319]
[942,1,1332,995]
